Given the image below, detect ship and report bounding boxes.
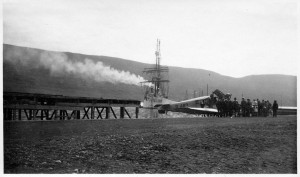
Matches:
[141,39,175,109]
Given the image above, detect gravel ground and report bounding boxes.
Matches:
[4,115,297,173]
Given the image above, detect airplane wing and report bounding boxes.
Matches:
[158,106,218,115]
[173,96,211,104]
[188,107,218,113]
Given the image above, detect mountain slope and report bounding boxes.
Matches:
[3,44,297,106]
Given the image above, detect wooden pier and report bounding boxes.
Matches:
[3,92,141,121]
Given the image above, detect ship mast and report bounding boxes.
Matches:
[142,39,169,98]
[155,39,161,96]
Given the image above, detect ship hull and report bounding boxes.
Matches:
[142,96,176,108]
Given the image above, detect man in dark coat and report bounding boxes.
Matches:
[257,99,261,116]
[246,99,252,117]
[220,99,226,117]
[227,98,233,117]
[261,100,267,117]
[233,97,239,117]
[272,100,279,117]
[224,99,229,117]
[241,98,246,117]
[216,98,222,117]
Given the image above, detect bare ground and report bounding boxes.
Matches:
[4,115,297,174]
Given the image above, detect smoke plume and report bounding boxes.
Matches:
[4,47,146,86]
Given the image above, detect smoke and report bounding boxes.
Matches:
[4,47,146,86]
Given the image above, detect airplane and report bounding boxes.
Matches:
[142,94,219,115]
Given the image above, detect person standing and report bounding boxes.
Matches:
[216,98,222,117]
[221,99,226,117]
[233,97,239,117]
[257,99,262,116]
[224,99,229,117]
[227,98,233,118]
[261,100,267,117]
[263,100,268,117]
[246,99,252,117]
[272,100,279,117]
[241,98,246,117]
[267,100,272,116]
[253,99,258,117]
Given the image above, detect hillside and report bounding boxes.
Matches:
[3,44,297,106]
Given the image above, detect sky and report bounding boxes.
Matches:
[3,0,298,78]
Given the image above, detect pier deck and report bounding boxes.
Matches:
[3,92,141,120]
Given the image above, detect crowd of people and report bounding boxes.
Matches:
[214,95,279,118]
